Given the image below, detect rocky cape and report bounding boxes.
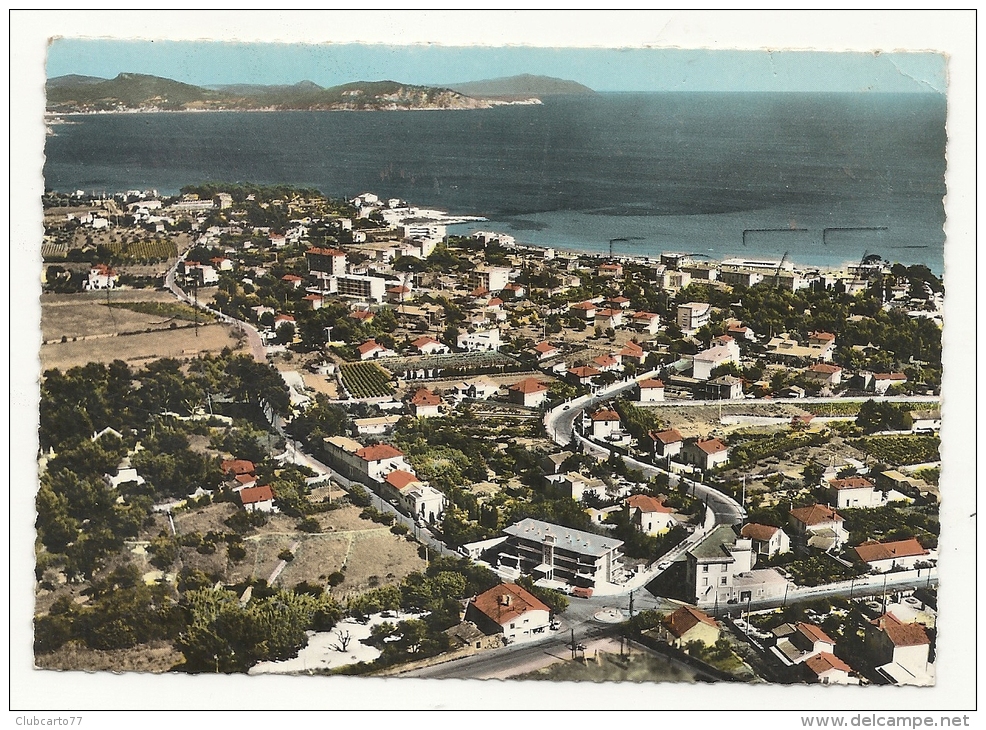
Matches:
[45,73,589,113]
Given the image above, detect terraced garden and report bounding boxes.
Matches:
[848,434,941,466]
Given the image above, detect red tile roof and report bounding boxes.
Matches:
[411,336,442,348]
[569,366,602,379]
[626,494,672,514]
[854,538,929,564]
[639,379,664,389]
[790,504,842,526]
[357,339,384,355]
[874,372,907,381]
[350,310,375,320]
[470,583,551,627]
[740,523,781,542]
[234,473,257,486]
[632,311,659,320]
[570,301,597,311]
[808,363,843,374]
[591,409,620,422]
[805,652,852,676]
[797,622,835,646]
[281,274,303,282]
[239,484,274,505]
[830,476,874,490]
[593,354,618,368]
[221,459,256,476]
[385,469,421,491]
[356,444,404,462]
[663,605,718,639]
[410,388,442,407]
[620,341,644,356]
[533,341,558,354]
[873,612,931,647]
[650,429,683,445]
[695,438,727,455]
[809,331,836,342]
[509,378,548,394]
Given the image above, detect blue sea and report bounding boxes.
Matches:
[44,93,947,272]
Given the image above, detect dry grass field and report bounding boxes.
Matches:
[40,322,248,371]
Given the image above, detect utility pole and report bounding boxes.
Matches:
[571,629,576,660]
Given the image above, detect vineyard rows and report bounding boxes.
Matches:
[340,362,393,398]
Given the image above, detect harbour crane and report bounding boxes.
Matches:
[773,251,789,288]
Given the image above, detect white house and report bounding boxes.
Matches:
[739,523,792,561]
[560,472,607,503]
[86,264,119,290]
[409,388,443,418]
[680,438,729,470]
[804,652,860,685]
[853,538,931,573]
[625,494,677,535]
[788,504,849,551]
[637,379,665,402]
[449,376,500,402]
[630,311,661,334]
[465,583,552,644]
[457,328,502,352]
[239,484,275,513]
[650,429,684,459]
[867,612,934,686]
[872,372,908,395]
[828,476,883,509]
[590,408,622,440]
[772,622,836,666]
[410,336,449,356]
[692,338,741,381]
[508,378,549,408]
[357,339,397,360]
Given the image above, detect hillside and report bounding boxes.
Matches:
[46,74,494,113]
[448,74,595,100]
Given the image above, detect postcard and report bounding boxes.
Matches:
[11,9,977,716]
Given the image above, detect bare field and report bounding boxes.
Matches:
[40,322,248,371]
[42,298,175,341]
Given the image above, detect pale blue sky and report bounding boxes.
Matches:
[46,39,946,93]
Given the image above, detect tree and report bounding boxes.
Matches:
[802,461,826,489]
[275,321,296,345]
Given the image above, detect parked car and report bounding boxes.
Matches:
[658,560,673,571]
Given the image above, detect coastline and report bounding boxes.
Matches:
[44,98,543,117]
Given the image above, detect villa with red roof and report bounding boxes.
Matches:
[409,388,443,418]
[410,335,449,355]
[854,538,931,573]
[591,409,622,440]
[618,340,647,364]
[305,246,347,276]
[357,339,396,360]
[569,301,597,320]
[657,605,720,649]
[872,372,908,395]
[649,428,684,459]
[239,484,275,513]
[866,613,934,686]
[280,273,303,289]
[592,353,621,372]
[771,622,836,666]
[638,378,665,402]
[805,362,843,387]
[681,437,729,470]
[630,311,661,334]
[531,341,560,360]
[804,652,860,685]
[508,378,549,408]
[788,504,849,550]
[567,365,602,387]
[625,494,676,535]
[828,476,882,509]
[465,583,552,644]
[740,523,791,560]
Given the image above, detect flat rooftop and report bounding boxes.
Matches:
[503,518,623,557]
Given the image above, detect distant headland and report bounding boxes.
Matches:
[45,72,596,114]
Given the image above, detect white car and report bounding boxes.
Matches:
[657,561,673,571]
